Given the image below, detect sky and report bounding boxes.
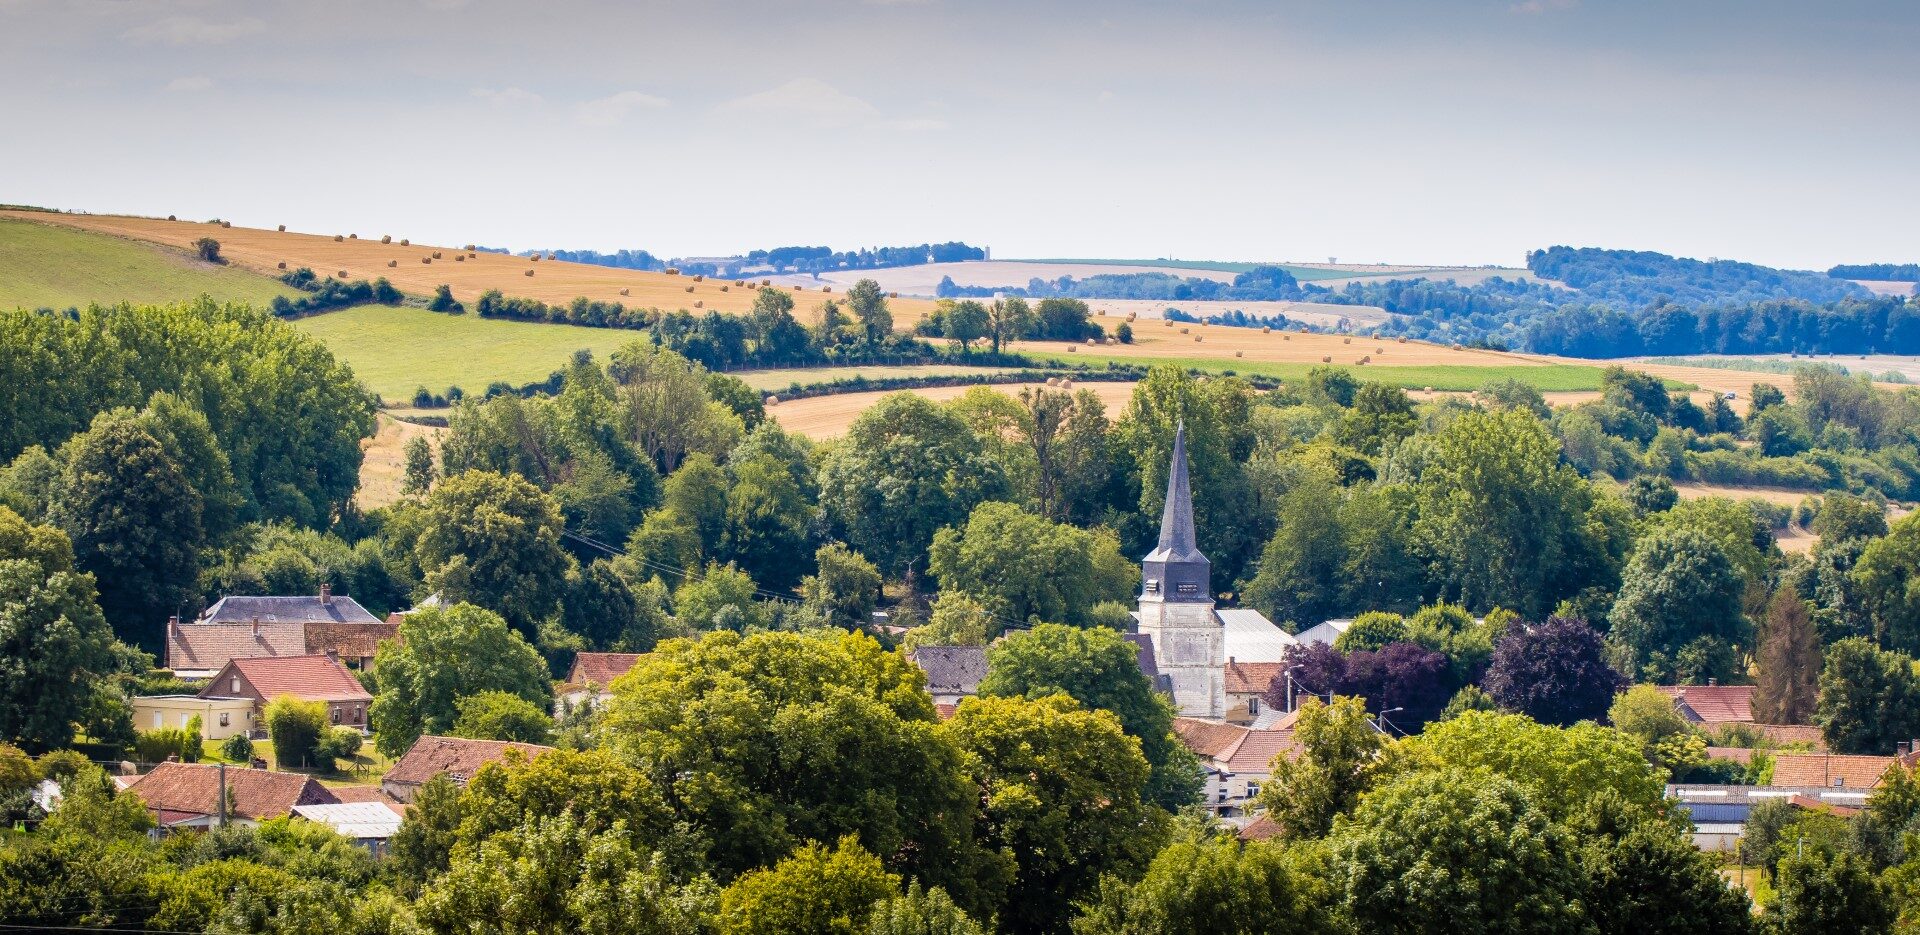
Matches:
[3,0,1917,269]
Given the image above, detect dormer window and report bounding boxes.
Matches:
[1145,580,1160,594]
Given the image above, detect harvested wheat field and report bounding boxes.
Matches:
[1,211,939,321]
[770,381,1139,439]
[357,413,444,510]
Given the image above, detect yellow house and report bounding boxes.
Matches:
[131,695,257,741]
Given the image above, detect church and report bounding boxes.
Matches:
[1134,423,1229,719]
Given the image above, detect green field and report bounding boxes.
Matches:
[1038,351,1626,392]
[290,305,644,402]
[732,364,1028,391]
[1011,258,1431,282]
[0,216,299,310]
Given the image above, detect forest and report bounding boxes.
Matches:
[13,291,1920,931]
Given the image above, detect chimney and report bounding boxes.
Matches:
[168,615,180,634]
[319,583,333,605]
[1901,742,1911,758]
[1707,677,1717,687]
[252,618,260,637]
[324,649,339,663]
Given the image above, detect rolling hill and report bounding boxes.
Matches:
[0,215,299,310]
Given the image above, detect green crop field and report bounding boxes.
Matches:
[290,305,644,403]
[1038,351,1627,392]
[0,216,299,310]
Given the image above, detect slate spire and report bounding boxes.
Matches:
[1141,421,1210,600]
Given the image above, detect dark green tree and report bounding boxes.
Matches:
[1606,527,1747,683]
[1815,637,1920,755]
[415,470,571,638]
[800,543,883,631]
[1770,850,1894,935]
[451,690,555,745]
[369,602,554,757]
[0,507,127,752]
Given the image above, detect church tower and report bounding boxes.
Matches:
[1136,423,1225,719]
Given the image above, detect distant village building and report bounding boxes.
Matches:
[165,586,396,677]
[907,646,988,707]
[382,735,554,804]
[120,762,338,830]
[292,802,406,855]
[1135,424,1226,719]
[1173,717,1298,822]
[199,654,373,731]
[131,694,256,740]
[1655,683,1754,725]
[557,652,645,711]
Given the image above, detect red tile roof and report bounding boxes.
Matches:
[1758,724,1827,751]
[1173,718,1299,773]
[1224,660,1284,696]
[1772,754,1899,790]
[167,622,305,673]
[1705,746,1755,765]
[327,784,402,807]
[202,654,372,704]
[1654,685,1754,724]
[383,735,554,788]
[567,652,644,687]
[124,762,338,820]
[304,622,400,660]
[1239,814,1281,841]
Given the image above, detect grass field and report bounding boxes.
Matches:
[1043,352,1616,391]
[291,304,642,402]
[733,365,1029,391]
[2,210,941,322]
[0,216,298,309]
[359,413,445,509]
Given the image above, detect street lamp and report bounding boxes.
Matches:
[1284,665,1304,714]
[1374,707,1404,734]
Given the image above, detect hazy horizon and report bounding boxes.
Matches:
[4,0,1917,270]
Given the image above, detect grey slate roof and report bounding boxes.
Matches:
[908,645,989,694]
[1143,422,1208,566]
[1122,632,1160,678]
[201,594,381,626]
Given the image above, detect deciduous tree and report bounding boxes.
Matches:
[1483,616,1625,727]
[0,507,126,752]
[370,602,554,758]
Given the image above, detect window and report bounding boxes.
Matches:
[1248,697,1261,715]
[331,707,341,725]
[230,676,241,695]
[1245,781,1261,799]
[218,712,230,727]
[153,712,163,729]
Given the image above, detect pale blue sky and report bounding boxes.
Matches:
[3,0,1916,268]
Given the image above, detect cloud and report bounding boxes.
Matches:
[123,17,265,46]
[716,78,881,129]
[165,75,213,93]
[1510,0,1577,13]
[889,117,949,131]
[472,86,543,105]
[572,90,670,127]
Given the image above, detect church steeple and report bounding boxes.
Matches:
[1141,422,1210,602]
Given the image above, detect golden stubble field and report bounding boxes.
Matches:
[1,211,940,321]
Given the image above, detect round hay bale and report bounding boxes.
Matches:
[454,255,464,262]
[421,257,431,264]
[433,251,443,259]
[1194,335,1203,343]
[1085,338,1096,345]
[736,280,746,287]
[620,288,630,296]
[1060,379,1073,389]
[276,261,286,270]
[685,285,695,293]
[349,233,358,239]
[1451,343,1462,350]
[401,239,410,246]
[468,252,476,258]
[720,285,729,292]
[464,244,476,251]
[336,270,347,278]
[167,214,177,221]
[1283,335,1291,341]
[693,274,704,282]
[222,221,232,229]
[381,235,391,244]
[1068,345,1078,353]
[531,254,540,262]
[762,279,771,286]
[765,396,779,407]
[1164,320,1173,327]
[1179,327,1189,334]
[1126,312,1137,321]
[1376,347,1384,353]
[1343,337,1352,344]
[1261,326,1271,333]
[1096,309,1106,316]
[277,224,286,232]
[665,267,678,275]
[822,286,831,293]
[388,260,397,268]
[694,301,704,308]
[1397,336,1408,344]
[1298,326,1308,333]
[333,234,344,242]
[889,292,899,299]
[525,269,535,277]
[1046,377,1061,387]
[1321,355,1332,363]
[1235,350,1244,357]
[1424,386,1434,393]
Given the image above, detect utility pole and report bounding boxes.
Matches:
[217,761,228,828]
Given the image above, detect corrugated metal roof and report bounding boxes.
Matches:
[1219,609,1296,663]
[293,802,404,839]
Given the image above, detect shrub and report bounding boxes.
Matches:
[133,726,200,764]
[193,238,222,263]
[264,696,329,769]
[220,733,254,763]
[315,727,363,767]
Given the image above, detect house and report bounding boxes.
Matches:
[1218,609,1297,663]
[1655,683,1755,725]
[1293,619,1350,648]
[199,654,373,731]
[558,652,644,711]
[1670,784,1871,851]
[908,645,989,706]
[1223,660,1285,725]
[292,802,406,855]
[1771,754,1907,790]
[382,735,554,803]
[121,762,338,829]
[165,618,305,679]
[1173,717,1298,823]
[164,586,395,677]
[131,694,257,740]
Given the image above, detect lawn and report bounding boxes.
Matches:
[0,216,299,310]
[1038,350,1623,392]
[291,304,644,403]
